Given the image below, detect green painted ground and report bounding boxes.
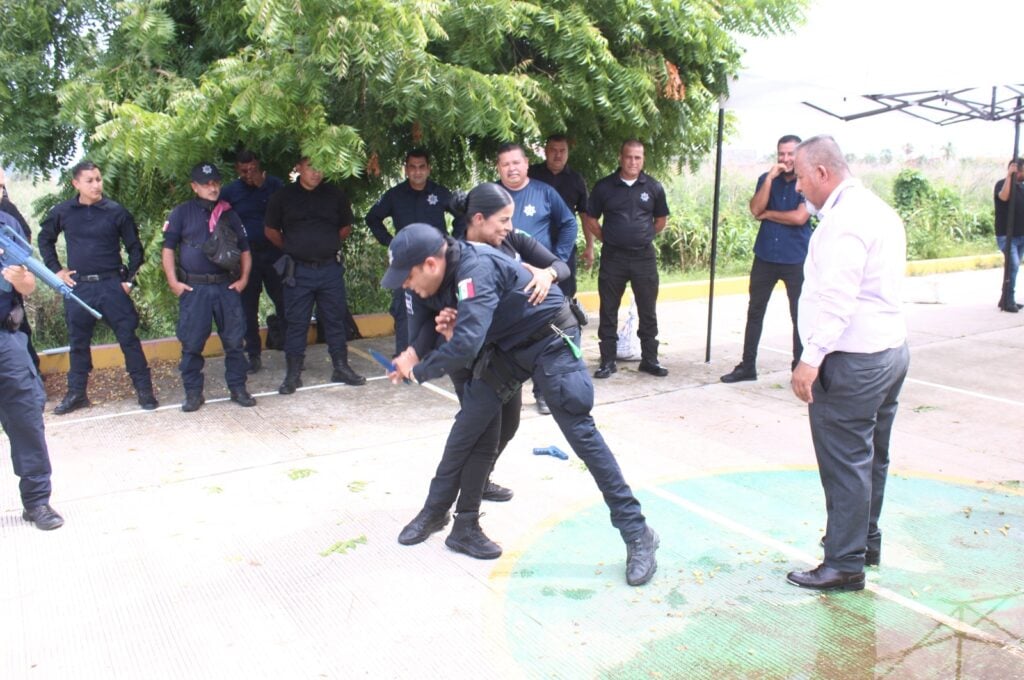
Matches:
[500,470,1024,679]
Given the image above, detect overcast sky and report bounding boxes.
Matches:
[726,0,1021,159]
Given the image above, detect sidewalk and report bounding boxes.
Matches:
[3,267,1023,679]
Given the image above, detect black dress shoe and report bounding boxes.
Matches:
[247,355,262,374]
[229,389,257,407]
[137,390,159,410]
[787,564,865,591]
[482,480,514,502]
[54,392,89,415]
[720,363,756,383]
[181,392,205,412]
[819,535,880,566]
[1002,304,1020,313]
[625,526,659,586]
[398,507,451,545]
[594,361,617,379]
[638,360,669,377]
[535,395,551,415]
[22,504,64,530]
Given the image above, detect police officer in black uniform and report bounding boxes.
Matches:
[0,167,41,369]
[220,150,286,373]
[0,210,64,530]
[38,160,157,414]
[528,134,592,296]
[383,223,659,586]
[162,162,256,412]
[365,149,464,355]
[585,140,671,379]
[265,157,365,394]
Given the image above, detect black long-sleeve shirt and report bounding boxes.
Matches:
[38,196,144,280]
[365,179,465,245]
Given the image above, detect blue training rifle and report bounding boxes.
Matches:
[0,221,103,320]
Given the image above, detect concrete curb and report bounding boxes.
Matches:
[37,253,1003,375]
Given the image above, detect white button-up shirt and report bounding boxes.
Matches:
[798,178,907,368]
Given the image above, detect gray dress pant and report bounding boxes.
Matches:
[810,343,910,572]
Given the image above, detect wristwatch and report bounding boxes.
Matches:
[546,266,558,282]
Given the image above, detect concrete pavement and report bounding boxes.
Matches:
[2,266,1023,679]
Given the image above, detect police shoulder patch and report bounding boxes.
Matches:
[457,278,475,301]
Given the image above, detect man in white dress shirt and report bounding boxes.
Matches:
[786,135,910,592]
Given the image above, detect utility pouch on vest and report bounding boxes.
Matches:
[473,344,529,403]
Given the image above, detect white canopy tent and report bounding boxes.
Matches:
[703,0,1024,360]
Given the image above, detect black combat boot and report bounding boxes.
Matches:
[278,355,304,395]
[625,526,660,586]
[444,512,502,560]
[54,391,90,415]
[398,507,451,545]
[136,387,159,410]
[330,354,366,386]
[181,391,205,412]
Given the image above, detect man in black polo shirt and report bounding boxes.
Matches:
[528,134,592,295]
[365,149,463,354]
[265,157,366,394]
[38,160,158,414]
[220,150,286,373]
[585,140,670,379]
[995,158,1024,312]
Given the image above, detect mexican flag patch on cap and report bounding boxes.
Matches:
[457,278,475,301]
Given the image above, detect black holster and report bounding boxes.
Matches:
[472,344,530,403]
[2,303,24,332]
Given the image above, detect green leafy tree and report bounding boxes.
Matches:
[2,0,805,342]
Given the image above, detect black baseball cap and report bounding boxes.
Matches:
[190,162,222,184]
[381,223,445,289]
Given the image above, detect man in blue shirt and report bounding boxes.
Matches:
[496,143,578,284]
[220,150,285,373]
[365,149,463,354]
[496,143,578,414]
[721,135,811,383]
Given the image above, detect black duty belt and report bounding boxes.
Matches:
[74,271,121,282]
[522,301,579,346]
[294,257,337,268]
[183,272,230,285]
[604,243,653,255]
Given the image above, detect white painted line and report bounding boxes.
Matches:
[763,344,1024,407]
[903,377,1024,408]
[647,485,1024,659]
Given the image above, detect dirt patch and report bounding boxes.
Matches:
[44,358,181,405]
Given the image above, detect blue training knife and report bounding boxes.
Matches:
[369,349,412,384]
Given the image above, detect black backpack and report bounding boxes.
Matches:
[199,201,241,273]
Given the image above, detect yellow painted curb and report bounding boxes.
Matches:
[36,253,1002,375]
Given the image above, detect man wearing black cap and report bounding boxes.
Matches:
[39,160,158,414]
[264,157,365,394]
[383,223,659,587]
[161,162,256,411]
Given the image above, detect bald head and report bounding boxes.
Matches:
[794,135,851,209]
